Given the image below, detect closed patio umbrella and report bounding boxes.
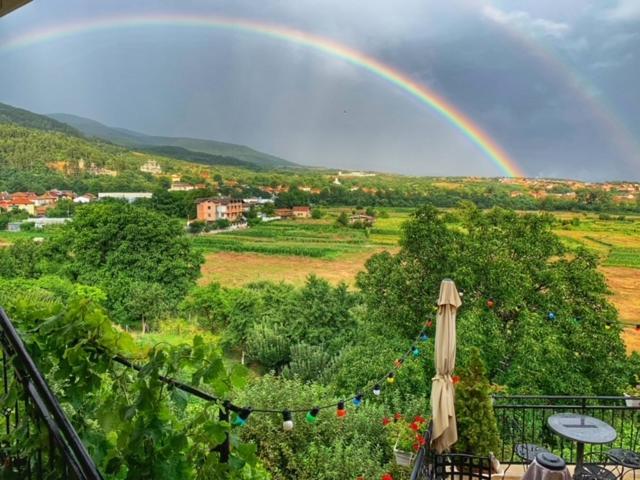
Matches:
[430,279,462,454]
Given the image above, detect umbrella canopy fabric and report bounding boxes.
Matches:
[430,279,462,453]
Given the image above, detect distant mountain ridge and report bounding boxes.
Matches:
[0,103,82,137]
[48,112,297,168]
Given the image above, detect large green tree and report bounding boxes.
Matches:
[357,204,631,395]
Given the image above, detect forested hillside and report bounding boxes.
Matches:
[0,102,81,137]
[49,112,298,168]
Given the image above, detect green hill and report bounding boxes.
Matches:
[48,112,297,168]
[0,102,81,137]
[137,145,257,169]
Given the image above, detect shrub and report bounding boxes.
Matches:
[455,348,501,456]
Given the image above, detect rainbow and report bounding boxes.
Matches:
[0,13,525,177]
[477,3,640,171]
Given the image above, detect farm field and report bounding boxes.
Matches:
[198,209,640,350]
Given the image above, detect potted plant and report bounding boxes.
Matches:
[384,414,428,467]
[623,381,640,408]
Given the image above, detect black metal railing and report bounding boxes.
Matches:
[0,308,103,480]
[411,395,639,480]
[493,395,639,464]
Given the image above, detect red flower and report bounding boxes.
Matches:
[416,434,426,445]
[412,443,421,451]
[382,474,393,480]
[452,375,461,385]
[414,415,426,424]
[410,422,420,431]
[394,412,402,421]
[382,417,391,426]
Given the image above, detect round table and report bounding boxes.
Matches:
[547,413,617,469]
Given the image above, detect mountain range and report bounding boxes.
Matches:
[47,112,296,169]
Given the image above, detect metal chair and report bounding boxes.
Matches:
[502,418,550,467]
[574,452,619,480]
[605,419,640,480]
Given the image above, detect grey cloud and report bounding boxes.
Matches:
[482,5,570,38]
[605,0,640,21]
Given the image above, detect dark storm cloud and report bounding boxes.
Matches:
[1,0,638,180]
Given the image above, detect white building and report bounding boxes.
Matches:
[140,160,162,174]
[98,192,153,203]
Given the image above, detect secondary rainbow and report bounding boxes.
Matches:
[0,13,524,177]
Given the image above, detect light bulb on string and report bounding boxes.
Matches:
[387,372,395,384]
[233,407,252,427]
[373,384,381,396]
[352,394,363,408]
[394,358,404,368]
[336,400,347,418]
[420,333,429,342]
[411,345,420,357]
[282,410,293,431]
[306,407,320,424]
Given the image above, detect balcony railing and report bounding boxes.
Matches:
[493,395,639,465]
[412,395,639,480]
[0,308,103,479]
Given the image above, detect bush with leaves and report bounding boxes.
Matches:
[233,375,398,480]
[0,287,269,479]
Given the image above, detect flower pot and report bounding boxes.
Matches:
[393,439,415,467]
[624,393,640,408]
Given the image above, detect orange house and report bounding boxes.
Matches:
[196,198,244,222]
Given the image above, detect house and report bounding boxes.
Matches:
[73,193,96,204]
[9,196,35,215]
[243,197,274,206]
[196,198,244,222]
[87,163,118,177]
[98,192,153,203]
[349,214,375,226]
[33,193,57,207]
[140,160,162,174]
[292,206,311,218]
[275,208,293,219]
[169,182,195,192]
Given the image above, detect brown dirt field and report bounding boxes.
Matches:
[200,249,395,287]
[622,329,640,354]
[600,266,640,353]
[601,266,640,326]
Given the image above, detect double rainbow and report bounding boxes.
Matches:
[0,13,525,177]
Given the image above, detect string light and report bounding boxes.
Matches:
[116,314,435,423]
[306,407,320,424]
[487,298,495,309]
[547,312,556,320]
[233,407,252,426]
[282,410,293,431]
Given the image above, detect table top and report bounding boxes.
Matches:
[547,413,617,444]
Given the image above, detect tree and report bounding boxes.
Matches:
[311,208,323,219]
[261,203,276,216]
[50,202,203,324]
[455,348,501,455]
[357,205,631,395]
[335,211,349,227]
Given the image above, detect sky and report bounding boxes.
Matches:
[1,0,639,181]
